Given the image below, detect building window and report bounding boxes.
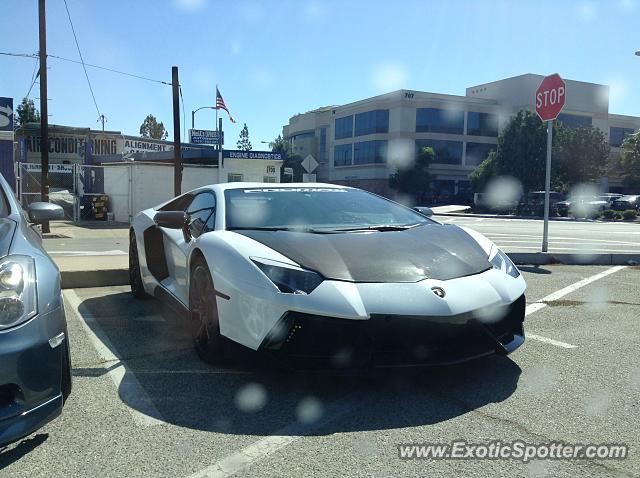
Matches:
[292,131,315,140]
[465,142,496,166]
[353,140,387,165]
[556,114,592,129]
[354,110,389,136]
[334,144,353,166]
[610,127,635,147]
[335,116,353,140]
[467,112,498,137]
[416,139,462,165]
[416,108,464,134]
[228,173,244,182]
[263,176,277,183]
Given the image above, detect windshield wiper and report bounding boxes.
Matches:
[329,223,423,232]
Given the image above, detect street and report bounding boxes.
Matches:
[1,265,639,477]
[435,216,640,253]
[40,217,640,259]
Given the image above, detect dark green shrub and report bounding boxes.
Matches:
[622,209,638,221]
[601,209,616,220]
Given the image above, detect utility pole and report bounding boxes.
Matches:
[98,114,106,131]
[172,66,182,197]
[38,0,50,233]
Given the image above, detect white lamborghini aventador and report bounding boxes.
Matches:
[129,183,526,367]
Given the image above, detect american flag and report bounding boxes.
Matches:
[216,87,236,123]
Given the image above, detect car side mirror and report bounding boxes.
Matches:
[154,211,192,242]
[413,206,434,217]
[154,211,188,229]
[28,202,64,223]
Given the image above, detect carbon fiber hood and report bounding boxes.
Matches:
[236,224,492,282]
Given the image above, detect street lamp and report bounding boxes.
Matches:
[191,106,217,129]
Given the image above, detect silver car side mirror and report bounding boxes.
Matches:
[28,202,64,223]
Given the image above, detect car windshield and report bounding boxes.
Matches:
[224,187,431,231]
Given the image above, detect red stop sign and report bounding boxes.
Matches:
[535,74,566,122]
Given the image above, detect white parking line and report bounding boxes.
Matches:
[188,394,359,478]
[524,265,627,348]
[63,290,165,427]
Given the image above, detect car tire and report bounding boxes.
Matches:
[129,230,148,299]
[189,257,224,364]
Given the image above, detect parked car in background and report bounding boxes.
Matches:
[0,174,71,446]
[611,195,640,211]
[598,193,623,209]
[518,191,564,217]
[556,196,607,218]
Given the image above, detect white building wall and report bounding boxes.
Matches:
[103,158,282,222]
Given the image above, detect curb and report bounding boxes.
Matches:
[60,253,640,289]
[507,252,640,266]
[434,212,597,222]
[61,269,129,289]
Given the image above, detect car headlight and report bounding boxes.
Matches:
[0,255,38,330]
[251,258,323,295]
[489,246,520,278]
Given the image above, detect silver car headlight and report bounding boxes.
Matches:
[0,255,38,330]
[489,246,520,278]
[251,257,323,295]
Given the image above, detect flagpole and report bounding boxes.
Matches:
[215,84,219,151]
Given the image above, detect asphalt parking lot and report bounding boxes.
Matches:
[1,265,639,478]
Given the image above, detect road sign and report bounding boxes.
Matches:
[0,97,14,132]
[535,74,566,122]
[301,154,318,173]
[222,150,283,161]
[189,129,223,145]
[535,74,566,252]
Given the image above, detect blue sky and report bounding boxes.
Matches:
[2,0,639,148]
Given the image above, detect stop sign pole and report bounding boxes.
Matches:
[535,74,566,252]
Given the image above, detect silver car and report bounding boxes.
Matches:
[0,174,71,446]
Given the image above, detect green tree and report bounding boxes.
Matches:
[16,97,40,126]
[389,146,434,203]
[469,109,609,194]
[619,131,640,190]
[553,126,609,192]
[237,123,252,151]
[469,152,497,193]
[270,135,303,182]
[139,114,168,140]
[482,109,549,193]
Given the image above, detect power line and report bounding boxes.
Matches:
[25,58,40,99]
[2,50,172,86]
[47,54,172,85]
[179,86,186,139]
[62,0,101,118]
[0,51,37,58]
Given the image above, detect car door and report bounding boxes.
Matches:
[162,191,216,305]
